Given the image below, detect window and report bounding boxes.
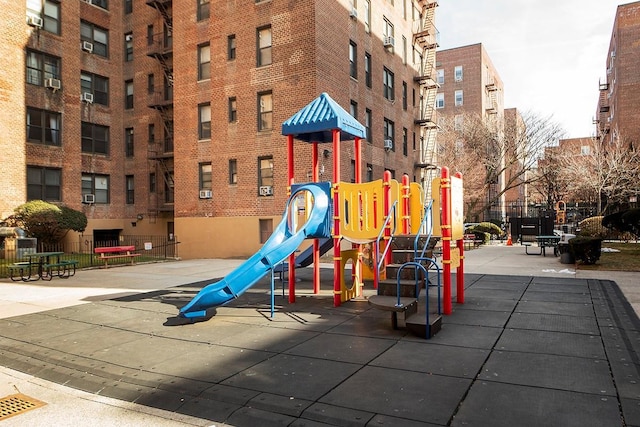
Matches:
[198,0,210,21]
[82,174,110,204]
[436,93,444,109]
[125,128,134,157]
[228,35,236,60]
[437,69,444,84]
[27,0,60,34]
[383,18,394,40]
[149,173,156,193]
[198,103,211,139]
[402,127,408,156]
[454,115,463,131]
[125,80,133,109]
[259,219,273,244]
[384,118,394,151]
[81,72,109,106]
[125,175,134,204]
[257,26,272,67]
[350,100,358,119]
[26,50,60,86]
[349,41,357,79]
[148,123,155,143]
[165,171,174,203]
[365,108,372,143]
[27,166,61,201]
[383,67,394,101]
[364,0,371,32]
[366,163,373,182]
[125,33,133,61]
[402,36,407,64]
[199,163,212,190]
[402,81,407,110]
[198,43,211,80]
[229,159,238,184]
[147,25,154,46]
[412,131,416,150]
[26,107,61,146]
[258,156,274,194]
[454,65,463,82]
[86,0,108,9]
[81,122,109,154]
[455,90,463,106]
[147,74,155,94]
[258,91,273,131]
[81,21,109,57]
[124,0,133,14]
[364,52,372,88]
[228,97,237,122]
[350,159,356,183]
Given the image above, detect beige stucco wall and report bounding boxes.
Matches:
[176,216,281,259]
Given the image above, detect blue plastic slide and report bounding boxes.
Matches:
[179,183,331,319]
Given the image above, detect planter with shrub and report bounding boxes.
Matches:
[568,237,602,265]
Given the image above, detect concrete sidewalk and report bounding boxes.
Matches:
[0,244,638,426]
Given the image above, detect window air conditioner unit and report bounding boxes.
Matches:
[83,194,95,204]
[82,41,94,53]
[199,189,212,199]
[82,92,94,103]
[44,78,61,90]
[383,36,395,47]
[383,139,393,150]
[259,185,273,196]
[27,16,43,28]
[349,8,358,19]
[125,34,133,42]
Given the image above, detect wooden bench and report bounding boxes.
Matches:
[94,246,141,268]
[463,234,482,250]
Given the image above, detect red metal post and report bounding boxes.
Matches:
[402,174,410,234]
[455,172,464,304]
[332,130,342,307]
[441,167,452,315]
[312,142,320,294]
[383,170,392,265]
[287,135,296,303]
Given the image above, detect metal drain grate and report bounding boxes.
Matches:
[0,393,47,421]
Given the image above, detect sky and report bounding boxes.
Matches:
[436,0,622,138]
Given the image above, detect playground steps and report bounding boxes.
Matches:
[405,297,442,338]
[366,233,442,339]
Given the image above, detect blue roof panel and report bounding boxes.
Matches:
[281,92,366,143]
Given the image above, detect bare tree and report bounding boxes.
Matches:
[559,137,640,214]
[437,110,565,220]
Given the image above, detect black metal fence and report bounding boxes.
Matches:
[0,235,179,278]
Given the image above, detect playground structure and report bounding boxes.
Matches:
[179,93,465,338]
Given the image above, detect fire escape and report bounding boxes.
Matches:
[146,0,174,221]
[594,78,611,143]
[485,79,498,115]
[413,1,439,199]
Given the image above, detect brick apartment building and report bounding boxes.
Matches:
[434,43,509,222]
[0,0,439,259]
[595,1,640,148]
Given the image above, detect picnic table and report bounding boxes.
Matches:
[94,245,141,268]
[9,252,77,281]
[523,235,561,257]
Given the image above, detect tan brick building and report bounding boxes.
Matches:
[0,0,439,258]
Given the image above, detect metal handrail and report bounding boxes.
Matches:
[414,199,435,261]
[374,201,398,283]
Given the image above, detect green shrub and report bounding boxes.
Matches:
[569,236,602,265]
[470,222,504,238]
[578,216,606,238]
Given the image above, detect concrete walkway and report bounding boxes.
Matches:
[0,244,638,426]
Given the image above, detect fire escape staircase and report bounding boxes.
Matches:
[146,0,174,219]
[413,1,439,200]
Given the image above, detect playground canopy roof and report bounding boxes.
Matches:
[281,92,366,143]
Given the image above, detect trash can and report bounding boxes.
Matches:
[558,233,576,264]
